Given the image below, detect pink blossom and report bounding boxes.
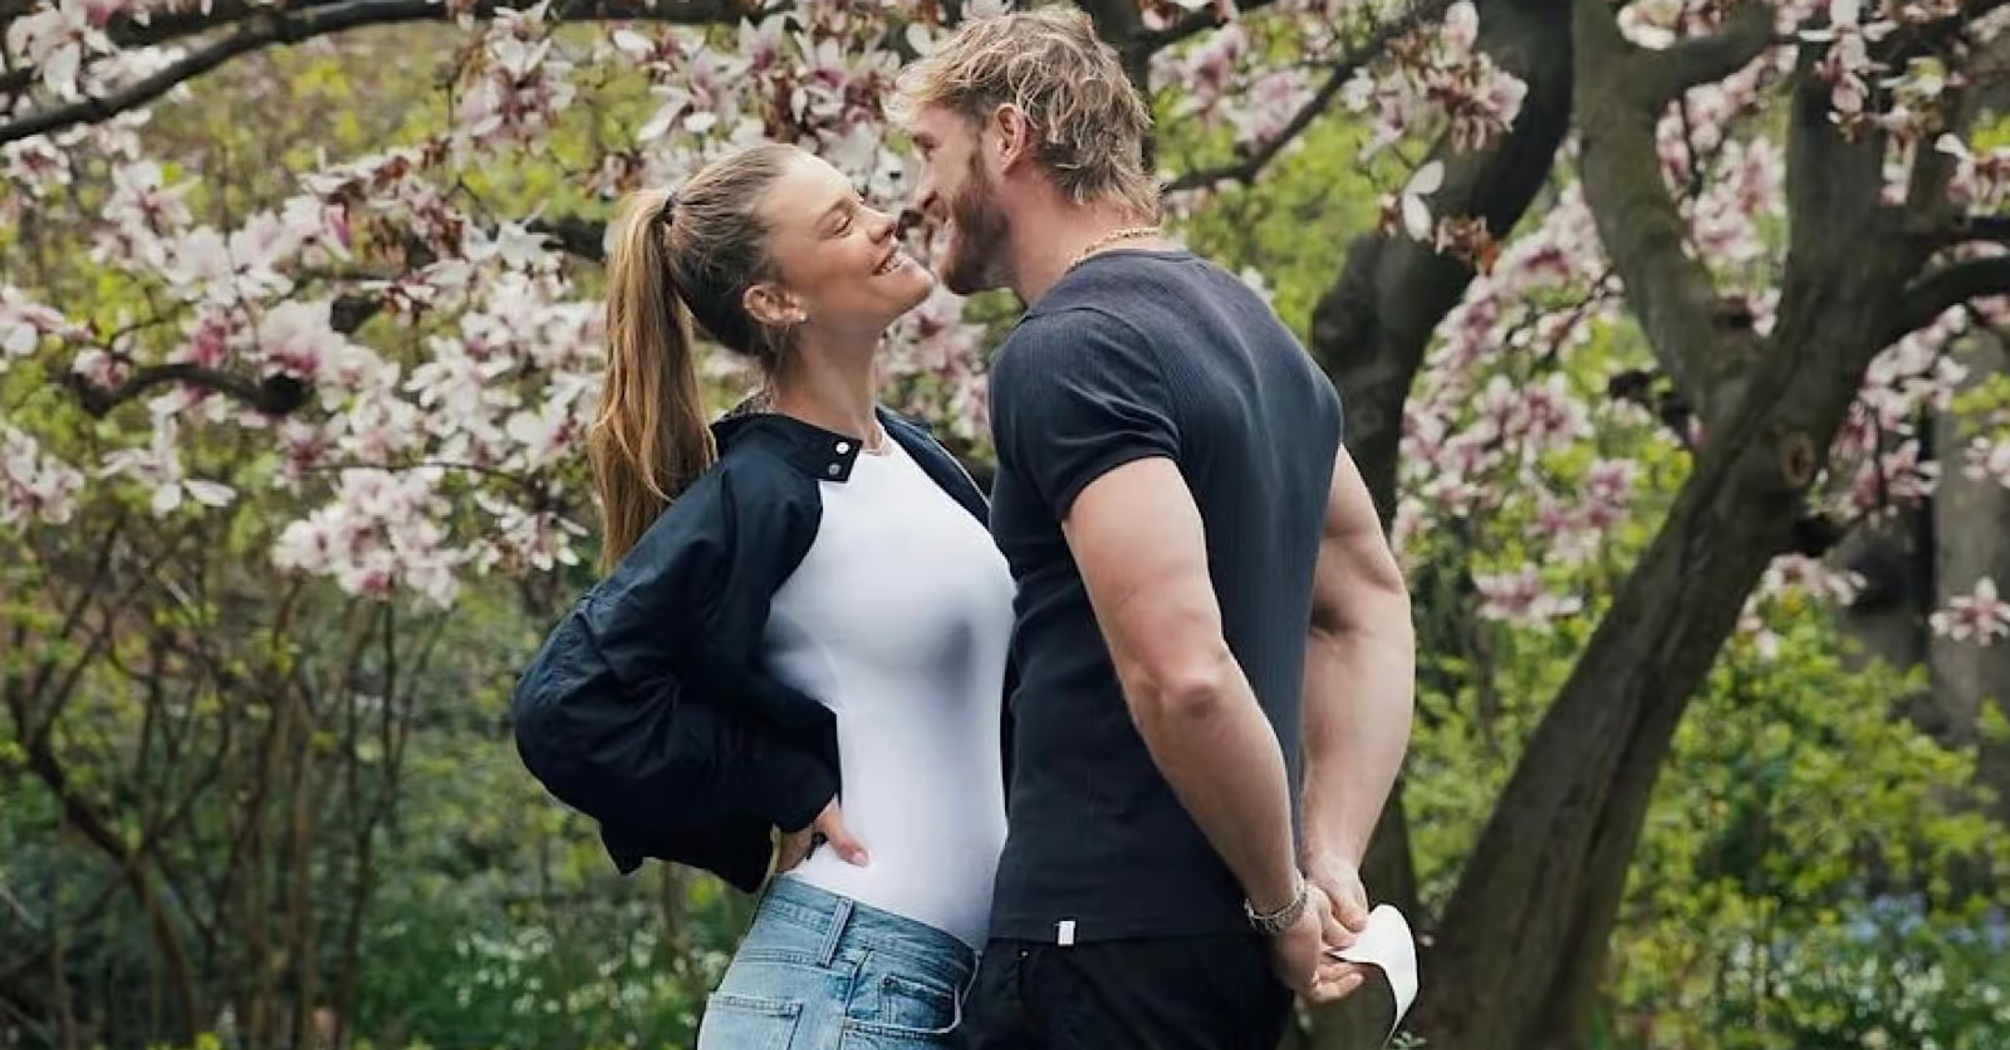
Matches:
[336,388,426,465]
[6,0,113,101]
[3,137,74,197]
[0,287,77,364]
[273,468,464,608]
[97,415,237,517]
[1617,0,1687,49]
[1582,459,1636,529]
[1761,553,1866,606]
[1230,67,1314,148]
[1734,599,1786,663]
[0,425,86,527]
[1527,492,1599,564]
[1168,22,1247,120]
[1442,1,1479,50]
[503,371,594,473]
[1930,578,2010,646]
[1964,437,2010,489]
[1333,2,1525,161]
[1473,566,1583,627]
[473,492,586,574]
[1847,437,1940,513]
[275,419,338,488]
[453,4,576,150]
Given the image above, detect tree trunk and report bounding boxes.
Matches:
[1836,511,1932,677]
[1410,7,1935,1046]
[1930,336,2010,818]
[1413,319,1910,1050]
[1294,3,1575,1047]
[1310,0,1577,528]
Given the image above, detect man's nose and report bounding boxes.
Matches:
[910,182,941,220]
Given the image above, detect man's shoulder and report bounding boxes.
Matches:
[995,302,1153,381]
[1008,298,1145,343]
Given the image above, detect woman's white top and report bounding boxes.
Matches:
[763,437,1016,950]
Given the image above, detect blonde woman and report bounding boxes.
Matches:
[512,143,1014,1049]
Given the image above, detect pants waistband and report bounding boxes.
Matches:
[755,876,978,989]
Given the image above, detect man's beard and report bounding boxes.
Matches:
[939,154,1011,296]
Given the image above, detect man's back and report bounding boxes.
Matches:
[986,248,1345,943]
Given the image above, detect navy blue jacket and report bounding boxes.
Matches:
[510,406,1004,893]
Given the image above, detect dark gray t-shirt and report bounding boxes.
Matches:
[985,249,1345,943]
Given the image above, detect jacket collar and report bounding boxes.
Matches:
[711,401,937,485]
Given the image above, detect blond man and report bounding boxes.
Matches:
[895,8,1416,1048]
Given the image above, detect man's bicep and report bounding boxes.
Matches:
[1311,445,1407,631]
[1062,457,1223,692]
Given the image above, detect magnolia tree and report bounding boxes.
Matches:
[4,0,2010,1047]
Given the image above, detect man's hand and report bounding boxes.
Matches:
[1271,882,1367,1004]
[775,798,869,873]
[1305,851,1371,949]
[1304,851,1378,998]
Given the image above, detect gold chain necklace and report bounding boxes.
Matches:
[1066,225,1162,273]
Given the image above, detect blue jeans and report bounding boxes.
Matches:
[696,876,978,1050]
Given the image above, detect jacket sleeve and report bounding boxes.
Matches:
[512,455,838,869]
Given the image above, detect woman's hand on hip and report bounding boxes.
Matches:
[776,798,870,872]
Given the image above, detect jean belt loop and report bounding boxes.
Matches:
[814,893,853,969]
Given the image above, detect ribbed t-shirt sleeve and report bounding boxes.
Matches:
[990,309,1182,519]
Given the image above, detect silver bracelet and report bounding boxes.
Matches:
[1244,872,1309,936]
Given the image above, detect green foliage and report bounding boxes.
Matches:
[1599,613,2007,1048]
[1951,370,2010,439]
[356,892,696,1048]
[1171,117,1387,341]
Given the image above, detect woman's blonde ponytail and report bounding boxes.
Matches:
[587,189,718,571]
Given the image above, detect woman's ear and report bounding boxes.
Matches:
[743,280,807,328]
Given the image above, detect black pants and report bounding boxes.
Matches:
[961,935,1295,1050]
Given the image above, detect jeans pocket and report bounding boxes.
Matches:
[840,968,962,1048]
[697,992,803,1050]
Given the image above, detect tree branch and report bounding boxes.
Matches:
[1164,0,1458,194]
[1878,0,2010,65]
[1935,214,2010,248]
[1639,3,1779,108]
[1073,0,1150,86]
[62,363,312,419]
[527,215,608,264]
[4,0,350,71]
[1907,48,1989,222]
[1,0,748,145]
[1574,0,1760,429]
[1127,0,1286,55]
[1888,256,2010,342]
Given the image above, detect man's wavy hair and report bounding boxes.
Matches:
[895,6,1161,221]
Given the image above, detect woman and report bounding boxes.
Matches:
[510,144,1015,1048]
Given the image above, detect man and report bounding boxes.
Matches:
[894,8,1417,1048]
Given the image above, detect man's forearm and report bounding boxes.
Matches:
[1301,619,1415,864]
[1130,648,1303,914]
